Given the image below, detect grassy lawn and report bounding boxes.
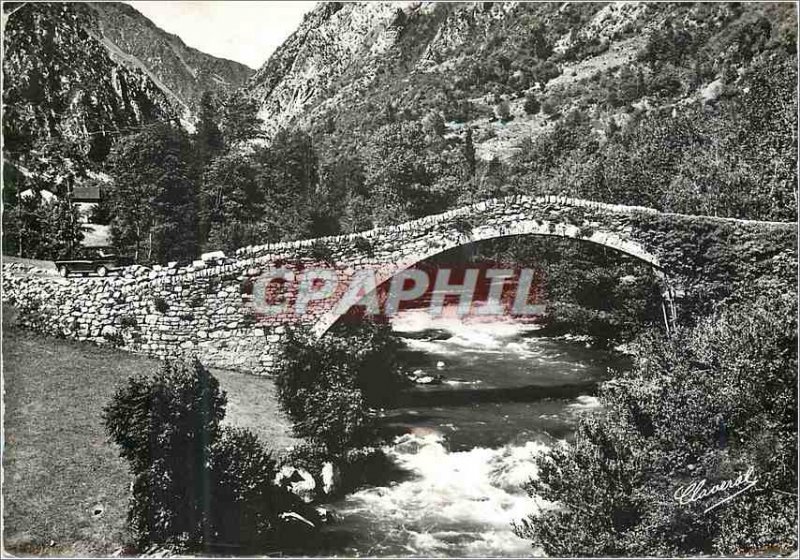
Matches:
[2,305,298,557]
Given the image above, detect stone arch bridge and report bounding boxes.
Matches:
[3,195,795,375]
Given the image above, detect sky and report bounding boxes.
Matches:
[126,1,317,69]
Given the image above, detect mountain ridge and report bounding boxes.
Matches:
[2,1,253,176]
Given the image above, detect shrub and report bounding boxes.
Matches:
[308,241,334,264]
[294,383,371,456]
[205,428,311,551]
[523,94,541,115]
[494,99,512,122]
[103,330,125,346]
[452,215,476,237]
[578,223,595,238]
[353,236,374,255]
[103,358,225,474]
[153,296,169,313]
[275,322,407,457]
[119,314,138,329]
[103,358,316,552]
[515,293,798,555]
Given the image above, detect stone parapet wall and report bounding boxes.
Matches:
[3,195,795,376]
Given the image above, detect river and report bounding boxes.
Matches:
[324,309,628,557]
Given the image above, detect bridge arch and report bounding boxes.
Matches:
[310,216,676,338]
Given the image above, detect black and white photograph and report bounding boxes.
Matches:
[1,1,798,557]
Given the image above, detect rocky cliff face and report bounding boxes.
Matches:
[243,1,796,161]
[2,2,252,167]
[245,2,411,139]
[89,2,253,113]
[243,1,623,141]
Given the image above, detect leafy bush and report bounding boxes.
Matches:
[119,315,138,329]
[103,358,225,474]
[494,99,512,122]
[308,241,334,264]
[275,322,407,457]
[205,428,308,551]
[352,236,374,255]
[103,329,125,346]
[294,383,370,456]
[577,223,595,238]
[523,93,541,115]
[152,296,169,314]
[516,293,798,555]
[452,215,476,237]
[103,358,315,553]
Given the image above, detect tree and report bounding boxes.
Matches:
[108,123,199,263]
[257,130,319,240]
[2,189,84,259]
[103,358,316,552]
[200,150,266,251]
[523,93,541,115]
[193,91,225,167]
[363,121,431,224]
[48,196,84,259]
[220,94,264,146]
[516,293,797,556]
[494,99,512,122]
[23,137,89,197]
[463,127,476,178]
[319,155,366,234]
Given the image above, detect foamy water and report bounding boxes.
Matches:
[332,433,547,557]
[324,307,622,557]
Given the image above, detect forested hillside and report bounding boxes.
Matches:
[240,2,796,231]
[3,2,796,262]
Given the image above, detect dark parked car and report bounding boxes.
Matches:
[55,247,133,277]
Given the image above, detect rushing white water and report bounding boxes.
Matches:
[331,434,547,557]
[324,307,623,557]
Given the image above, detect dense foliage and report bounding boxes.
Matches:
[107,124,199,263]
[102,358,316,553]
[2,189,84,259]
[515,292,797,555]
[275,321,407,457]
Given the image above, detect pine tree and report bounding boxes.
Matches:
[463,127,476,178]
[220,94,264,146]
[194,91,224,165]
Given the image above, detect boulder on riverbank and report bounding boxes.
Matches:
[275,466,317,503]
[407,368,444,385]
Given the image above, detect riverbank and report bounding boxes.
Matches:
[3,302,629,556]
[1,305,298,557]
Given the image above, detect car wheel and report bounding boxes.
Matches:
[96,265,108,277]
[58,265,68,277]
